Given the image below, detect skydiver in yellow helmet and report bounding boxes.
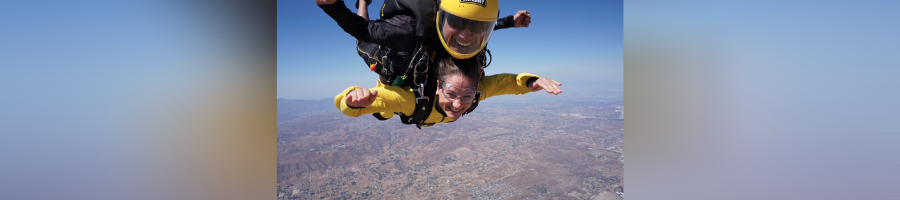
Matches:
[318,0,533,126]
[317,0,531,85]
[436,0,500,59]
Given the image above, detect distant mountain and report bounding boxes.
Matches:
[277,98,336,123]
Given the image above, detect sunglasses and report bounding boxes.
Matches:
[445,13,491,33]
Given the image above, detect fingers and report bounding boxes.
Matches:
[347,88,377,107]
[367,90,379,102]
[359,88,373,102]
[521,10,531,27]
[515,10,531,28]
[540,78,562,95]
[348,88,361,104]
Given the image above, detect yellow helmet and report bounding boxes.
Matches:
[436,0,499,59]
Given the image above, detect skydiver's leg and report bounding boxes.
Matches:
[356,40,392,85]
[355,0,392,84]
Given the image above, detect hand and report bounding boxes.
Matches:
[514,10,531,28]
[316,0,338,5]
[346,88,379,107]
[529,78,562,95]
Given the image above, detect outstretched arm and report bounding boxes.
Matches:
[478,73,563,100]
[317,0,415,50]
[334,86,417,117]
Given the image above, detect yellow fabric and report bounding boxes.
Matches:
[439,0,499,22]
[334,73,540,125]
[373,80,396,119]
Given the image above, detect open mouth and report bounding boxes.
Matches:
[447,106,462,114]
[454,39,472,47]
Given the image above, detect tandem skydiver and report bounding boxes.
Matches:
[316,0,531,85]
[317,0,536,128]
[335,57,562,126]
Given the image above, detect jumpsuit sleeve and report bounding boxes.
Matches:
[478,73,540,100]
[319,0,415,50]
[334,85,417,117]
[494,15,516,30]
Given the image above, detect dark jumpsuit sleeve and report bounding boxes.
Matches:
[494,15,516,30]
[319,0,415,50]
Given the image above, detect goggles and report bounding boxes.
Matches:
[439,82,477,103]
[444,13,492,33]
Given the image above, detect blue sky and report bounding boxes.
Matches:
[278,0,623,100]
[4,1,900,199]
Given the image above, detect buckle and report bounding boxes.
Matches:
[414,85,430,103]
[416,96,430,103]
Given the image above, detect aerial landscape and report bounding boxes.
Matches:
[277,92,623,200]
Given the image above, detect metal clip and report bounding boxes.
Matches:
[414,84,430,102]
[413,51,430,74]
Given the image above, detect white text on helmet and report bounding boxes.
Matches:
[459,0,487,7]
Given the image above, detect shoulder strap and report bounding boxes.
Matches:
[479,48,492,69]
[462,91,482,115]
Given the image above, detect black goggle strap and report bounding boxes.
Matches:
[463,91,482,115]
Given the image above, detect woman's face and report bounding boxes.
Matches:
[437,74,477,120]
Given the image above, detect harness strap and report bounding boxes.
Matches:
[399,79,437,129]
[372,113,389,120]
[396,40,438,129]
[462,91,482,116]
[480,48,492,69]
[378,46,393,75]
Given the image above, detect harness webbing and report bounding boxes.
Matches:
[397,41,437,129]
[372,113,389,120]
[462,91,482,115]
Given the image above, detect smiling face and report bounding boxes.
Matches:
[437,74,477,120]
[436,10,495,59]
[441,20,485,56]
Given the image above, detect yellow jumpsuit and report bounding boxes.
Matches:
[334,73,539,124]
